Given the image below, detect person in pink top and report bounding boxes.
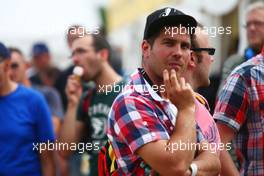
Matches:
[184,24,221,154]
[194,96,221,154]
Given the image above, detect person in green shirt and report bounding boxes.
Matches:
[59,33,124,176]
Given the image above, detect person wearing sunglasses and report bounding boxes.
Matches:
[190,34,215,90]
[185,24,215,92]
[184,24,220,153]
[8,47,64,137]
[8,48,31,87]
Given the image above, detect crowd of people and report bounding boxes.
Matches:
[0,1,263,176]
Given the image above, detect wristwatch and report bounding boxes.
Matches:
[189,163,198,176]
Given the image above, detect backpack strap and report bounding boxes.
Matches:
[195,93,210,111]
[98,141,118,176]
[82,89,95,115]
[98,143,109,176]
[108,142,117,173]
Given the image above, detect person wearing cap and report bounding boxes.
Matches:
[107,7,220,175]
[0,42,56,175]
[28,42,60,87]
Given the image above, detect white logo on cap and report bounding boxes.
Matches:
[160,8,172,17]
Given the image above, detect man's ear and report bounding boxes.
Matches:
[141,40,151,59]
[189,51,197,68]
[3,59,11,72]
[97,49,109,62]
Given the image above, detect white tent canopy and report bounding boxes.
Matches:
[0,0,106,68]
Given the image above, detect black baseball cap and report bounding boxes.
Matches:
[0,42,10,63]
[143,7,197,39]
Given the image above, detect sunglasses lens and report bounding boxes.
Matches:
[209,49,215,55]
[11,63,19,69]
[192,48,215,55]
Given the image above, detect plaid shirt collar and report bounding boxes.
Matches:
[128,68,177,124]
[130,68,167,102]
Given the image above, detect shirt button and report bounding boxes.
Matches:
[170,126,174,131]
[143,121,147,126]
[151,132,156,137]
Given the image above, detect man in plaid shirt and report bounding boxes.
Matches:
[214,46,264,176]
[107,7,220,176]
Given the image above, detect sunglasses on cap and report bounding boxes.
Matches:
[191,48,215,55]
